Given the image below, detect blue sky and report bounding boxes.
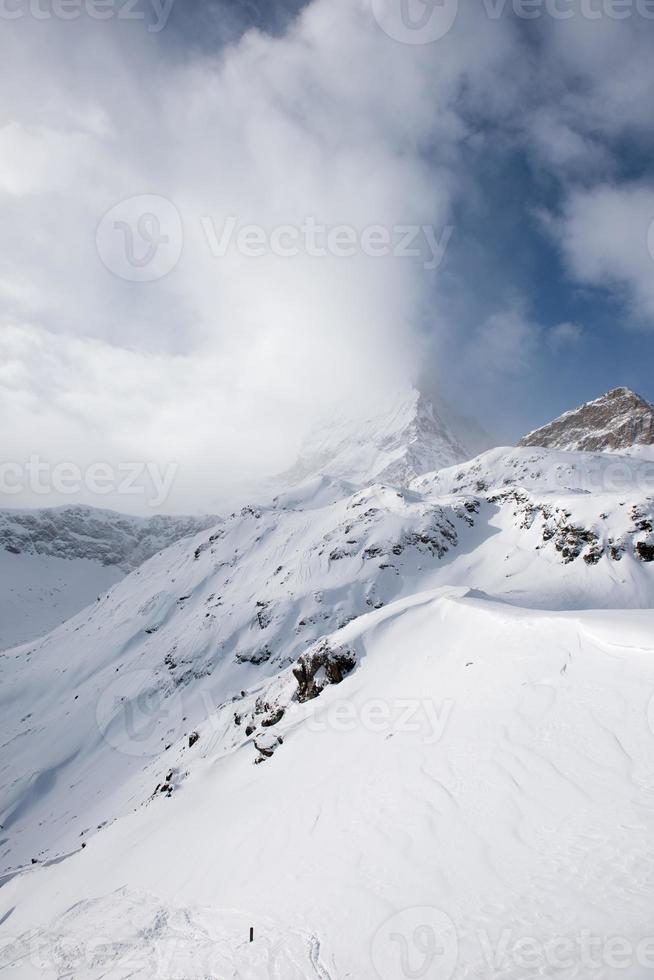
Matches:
[437,138,654,439]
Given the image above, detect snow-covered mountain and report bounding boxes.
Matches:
[0,505,219,569]
[278,386,483,489]
[520,386,654,452]
[0,506,218,650]
[0,387,478,653]
[1,391,654,978]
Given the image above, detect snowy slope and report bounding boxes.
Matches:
[0,506,218,650]
[0,447,652,870]
[1,431,654,977]
[412,446,654,607]
[0,550,122,651]
[2,590,654,978]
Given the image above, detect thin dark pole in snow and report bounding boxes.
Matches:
[250,927,254,943]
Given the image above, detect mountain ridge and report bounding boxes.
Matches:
[0,504,220,570]
[520,386,654,452]
[278,386,488,490]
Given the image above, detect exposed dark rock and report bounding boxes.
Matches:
[553,526,600,564]
[636,541,654,562]
[519,388,654,452]
[256,602,273,629]
[235,646,273,666]
[254,733,283,762]
[261,707,285,727]
[292,641,356,703]
[329,548,350,561]
[609,542,624,561]
[632,508,653,534]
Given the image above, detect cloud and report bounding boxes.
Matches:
[553,183,654,322]
[0,0,518,511]
[467,309,541,378]
[2,3,654,511]
[547,321,585,352]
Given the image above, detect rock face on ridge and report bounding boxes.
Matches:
[519,387,654,452]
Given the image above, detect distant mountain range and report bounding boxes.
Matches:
[0,506,219,570]
[0,507,219,650]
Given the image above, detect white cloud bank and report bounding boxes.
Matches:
[1,1,653,511]
[0,0,516,511]
[555,184,654,322]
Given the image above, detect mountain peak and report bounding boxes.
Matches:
[279,386,482,489]
[519,386,654,452]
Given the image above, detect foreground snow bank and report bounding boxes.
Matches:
[2,589,654,978]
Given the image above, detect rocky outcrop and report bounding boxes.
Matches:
[292,641,357,703]
[519,388,654,453]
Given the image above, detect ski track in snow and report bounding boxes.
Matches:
[0,889,336,979]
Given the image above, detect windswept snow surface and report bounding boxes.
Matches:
[2,590,654,978]
[1,445,654,977]
[0,550,122,651]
